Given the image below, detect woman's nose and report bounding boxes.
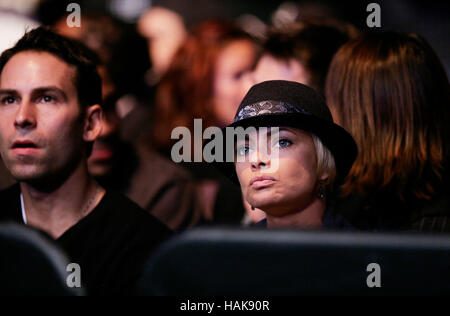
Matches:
[250,149,271,170]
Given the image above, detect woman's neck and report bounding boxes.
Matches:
[265,197,326,229]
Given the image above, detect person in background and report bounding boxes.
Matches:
[137,6,187,86]
[0,9,40,189]
[150,19,259,225]
[243,21,356,97]
[54,13,152,142]
[151,19,259,153]
[325,32,450,232]
[53,13,200,231]
[0,27,171,295]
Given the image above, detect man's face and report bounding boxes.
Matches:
[0,51,86,184]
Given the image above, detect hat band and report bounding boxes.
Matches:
[233,100,312,123]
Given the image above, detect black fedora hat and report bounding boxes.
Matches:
[209,80,357,184]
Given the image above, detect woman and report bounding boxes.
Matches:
[149,20,259,226]
[219,80,357,229]
[325,32,450,232]
[151,19,259,155]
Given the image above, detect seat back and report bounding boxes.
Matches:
[0,223,83,296]
[138,228,450,295]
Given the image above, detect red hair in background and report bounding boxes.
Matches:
[150,19,255,155]
[326,32,450,202]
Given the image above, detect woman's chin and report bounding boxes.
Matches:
[251,201,292,217]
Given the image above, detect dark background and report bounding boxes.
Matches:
[36,0,450,74]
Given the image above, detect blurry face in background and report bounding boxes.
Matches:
[138,7,187,77]
[213,39,257,127]
[53,19,116,101]
[235,127,322,217]
[87,105,120,177]
[240,54,311,99]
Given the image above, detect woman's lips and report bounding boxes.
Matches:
[250,176,277,189]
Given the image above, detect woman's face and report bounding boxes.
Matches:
[235,127,323,217]
[213,39,257,127]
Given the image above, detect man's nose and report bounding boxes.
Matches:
[14,102,37,130]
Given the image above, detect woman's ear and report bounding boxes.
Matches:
[319,172,330,184]
[83,104,103,142]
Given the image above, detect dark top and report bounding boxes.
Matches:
[0,184,173,295]
[96,141,199,231]
[253,207,356,230]
[332,192,450,233]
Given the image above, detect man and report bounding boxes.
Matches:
[53,14,200,230]
[0,27,172,295]
[241,22,355,97]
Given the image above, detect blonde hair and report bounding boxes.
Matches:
[312,134,336,185]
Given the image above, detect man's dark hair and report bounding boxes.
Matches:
[0,26,102,108]
[264,23,351,95]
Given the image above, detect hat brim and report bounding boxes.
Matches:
[206,112,357,185]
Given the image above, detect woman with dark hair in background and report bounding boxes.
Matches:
[148,20,259,225]
[151,19,259,153]
[326,32,450,232]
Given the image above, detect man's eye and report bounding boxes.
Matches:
[39,95,55,103]
[1,96,16,104]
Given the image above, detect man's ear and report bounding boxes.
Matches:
[83,104,103,142]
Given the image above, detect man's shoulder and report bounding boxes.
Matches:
[100,190,173,236]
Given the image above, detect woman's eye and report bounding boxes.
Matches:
[237,146,251,156]
[275,139,293,148]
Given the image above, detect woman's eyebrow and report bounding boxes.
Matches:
[278,127,294,133]
[273,127,296,136]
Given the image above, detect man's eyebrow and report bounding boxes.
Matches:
[0,89,18,95]
[31,87,68,101]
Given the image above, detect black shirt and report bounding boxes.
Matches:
[0,184,173,295]
[252,207,356,230]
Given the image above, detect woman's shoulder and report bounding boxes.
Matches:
[322,206,357,231]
